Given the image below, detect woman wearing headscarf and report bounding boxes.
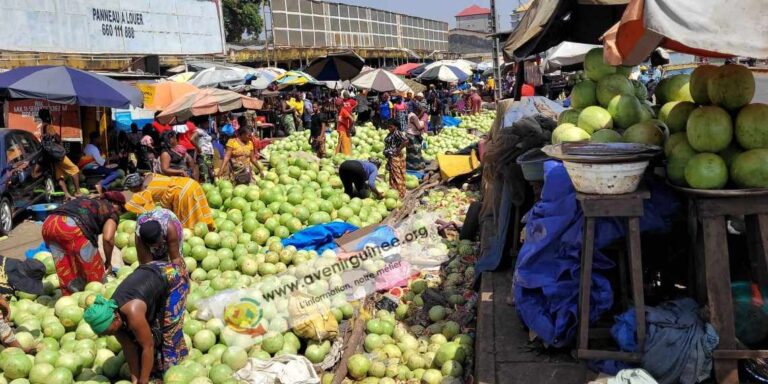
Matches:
[83,210,189,383]
[124,173,215,231]
[383,119,408,197]
[218,126,265,185]
[41,192,126,295]
[159,131,198,181]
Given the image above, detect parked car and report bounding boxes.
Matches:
[0,128,55,235]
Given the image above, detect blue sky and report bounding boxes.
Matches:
[329,0,522,30]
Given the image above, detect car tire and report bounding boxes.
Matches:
[0,198,12,236]
[43,176,56,203]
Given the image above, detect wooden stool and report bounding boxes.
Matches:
[688,194,768,384]
[576,189,650,362]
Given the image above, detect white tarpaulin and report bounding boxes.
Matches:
[542,42,602,73]
[0,0,226,55]
[603,0,768,65]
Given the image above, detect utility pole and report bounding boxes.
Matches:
[490,0,502,100]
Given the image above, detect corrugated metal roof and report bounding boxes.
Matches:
[456,5,491,17]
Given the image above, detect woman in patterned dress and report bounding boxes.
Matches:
[41,192,125,295]
[124,173,215,231]
[218,126,265,185]
[83,207,190,382]
[383,118,408,197]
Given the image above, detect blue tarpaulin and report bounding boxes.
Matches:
[281,222,358,253]
[513,160,678,347]
[281,222,398,254]
[443,115,462,127]
[340,225,398,252]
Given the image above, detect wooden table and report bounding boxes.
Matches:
[576,189,650,363]
[687,193,768,383]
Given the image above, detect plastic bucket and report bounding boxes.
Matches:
[27,203,59,222]
[516,148,549,181]
[563,161,649,194]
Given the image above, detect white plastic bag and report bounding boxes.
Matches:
[234,355,320,384]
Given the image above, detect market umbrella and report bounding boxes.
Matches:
[408,63,431,78]
[274,71,321,87]
[188,66,249,88]
[417,65,470,83]
[424,60,474,76]
[351,69,412,93]
[304,50,365,81]
[168,72,195,83]
[402,78,426,94]
[392,63,422,76]
[144,81,199,110]
[601,0,767,65]
[542,42,602,73]
[0,65,143,108]
[156,88,263,124]
[477,61,494,72]
[250,68,284,90]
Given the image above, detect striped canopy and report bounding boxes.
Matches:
[424,60,475,75]
[351,69,412,93]
[417,65,470,83]
[156,88,263,124]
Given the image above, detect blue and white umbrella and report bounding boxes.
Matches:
[417,64,470,83]
[0,66,143,108]
[250,67,284,90]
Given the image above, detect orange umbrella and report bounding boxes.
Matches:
[145,82,199,110]
[156,88,263,124]
[602,0,765,66]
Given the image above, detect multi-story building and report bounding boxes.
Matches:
[455,5,492,34]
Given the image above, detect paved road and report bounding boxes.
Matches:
[755,72,768,103]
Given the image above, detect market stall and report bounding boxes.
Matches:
[479,0,768,382]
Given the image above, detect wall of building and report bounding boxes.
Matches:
[270,0,448,52]
[456,14,490,33]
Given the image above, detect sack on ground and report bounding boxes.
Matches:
[288,292,338,341]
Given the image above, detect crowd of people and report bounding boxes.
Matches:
[0,74,506,381]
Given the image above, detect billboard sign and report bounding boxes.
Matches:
[0,0,226,55]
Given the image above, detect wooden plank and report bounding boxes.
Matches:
[696,195,768,218]
[627,217,646,353]
[745,214,768,289]
[576,189,650,201]
[577,217,596,352]
[332,316,366,384]
[714,350,768,359]
[475,272,496,384]
[579,199,645,218]
[702,216,739,384]
[688,200,707,303]
[576,349,643,362]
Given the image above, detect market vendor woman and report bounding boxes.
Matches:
[84,213,189,383]
[0,256,46,353]
[338,158,384,199]
[42,192,125,295]
[124,173,215,231]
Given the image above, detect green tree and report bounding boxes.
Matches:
[223,0,263,42]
